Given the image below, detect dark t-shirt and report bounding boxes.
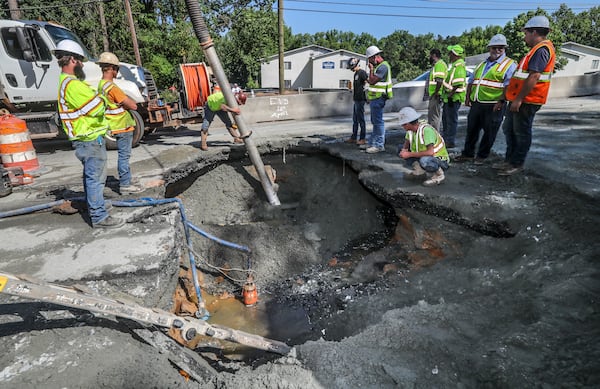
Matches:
[528,46,551,72]
[353,69,368,101]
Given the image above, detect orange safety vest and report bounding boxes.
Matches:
[506,40,555,105]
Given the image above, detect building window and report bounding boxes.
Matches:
[284,80,291,88]
[592,60,599,70]
[284,61,291,70]
[339,80,351,89]
[340,59,349,69]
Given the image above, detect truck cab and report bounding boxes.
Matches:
[0,19,148,146]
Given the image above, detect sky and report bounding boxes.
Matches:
[279,0,600,39]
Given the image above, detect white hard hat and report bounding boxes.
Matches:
[398,107,421,125]
[524,15,550,29]
[96,52,120,66]
[53,39,87,61]
[366,45,382,58]
[488,34,508,47]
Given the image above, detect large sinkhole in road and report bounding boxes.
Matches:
[167,152,398,360]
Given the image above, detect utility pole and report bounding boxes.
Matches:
[7,0,22,20]
[123,0,142,67]
[278,0,284,95]
[98,1,110,52]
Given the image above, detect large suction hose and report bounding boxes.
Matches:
[184,0,280,206]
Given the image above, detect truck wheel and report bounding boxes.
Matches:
[104,110,145,150]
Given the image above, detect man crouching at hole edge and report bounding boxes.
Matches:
[397,107,450,186]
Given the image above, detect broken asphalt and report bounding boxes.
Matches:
[0,95,598,282]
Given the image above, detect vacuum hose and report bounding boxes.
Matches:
[184,0,281,206]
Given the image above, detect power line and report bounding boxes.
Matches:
[0,0,112,12]
[286,0,599,11]
[281,7,517,20]
[286,0,596,12]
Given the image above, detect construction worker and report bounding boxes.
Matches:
[454,34,516,164]
[497,15,556,176]
[364,45,393,154]
[345,57,368,145]
[199,85,244,151]
[96,52,144,195]
[424,49,447,132]
[441,44,467,148]
[397,107,449,186]
[53,40,123,228]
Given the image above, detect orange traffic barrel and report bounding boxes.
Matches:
[0,114,40,173]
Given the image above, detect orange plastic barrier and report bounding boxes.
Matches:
[180,63,210,111]
[0,115,40,173]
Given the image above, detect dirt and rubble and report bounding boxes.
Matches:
[0,96,599,388]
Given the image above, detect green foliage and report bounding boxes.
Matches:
[3,1,598,89]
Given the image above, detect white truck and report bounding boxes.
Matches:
[0,19,154,148]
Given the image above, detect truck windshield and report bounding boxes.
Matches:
[44,24,94,60]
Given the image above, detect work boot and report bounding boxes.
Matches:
[200,132,208,151]
[228,127,242,143]
[345,138,356,144]
[406,161,426,179]
[93,215,125,229]
[356,139,367,146]
[423,168,445,186]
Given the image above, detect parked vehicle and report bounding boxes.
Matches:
[392,67,474,110]
[0,20,211,149]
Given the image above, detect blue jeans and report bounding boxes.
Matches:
[73,136,108,224]
[442,100,461,145]
[406,156,449,173]
[502,103,541,167]
[369,97,386,148]
[115,131,133,186]
[202,107,232,131]
[463,101,506,159]
[352,100,366,140]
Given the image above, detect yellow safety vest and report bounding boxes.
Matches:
[442,59,467,103]
[58,73,108,141]
[407,120,449,162]
[98,80,135,134]
[367,61,393,101]
[470,57,515,102]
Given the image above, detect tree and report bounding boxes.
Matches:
[215,8,278,88]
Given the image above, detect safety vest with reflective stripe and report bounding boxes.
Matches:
[98,80,135,134]
[58,73,108,141]
[442,58,467,103]
[407,120,449,162]
[428,59,448,95]
[506,40,555,105]
[470,57,515,102]
[367,61,393,101]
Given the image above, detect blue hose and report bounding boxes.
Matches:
[0,200,67,219]
[1,196,253,320]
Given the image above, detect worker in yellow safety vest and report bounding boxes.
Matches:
[424,48,447,132]
[363,45,393,154]
[97,52,143,195]
[397,107,449,187]
[199,85,245,151]
[441,44,467,148]
[54,40,123,229]
[496,15,556,176]
[454,34,516,165]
